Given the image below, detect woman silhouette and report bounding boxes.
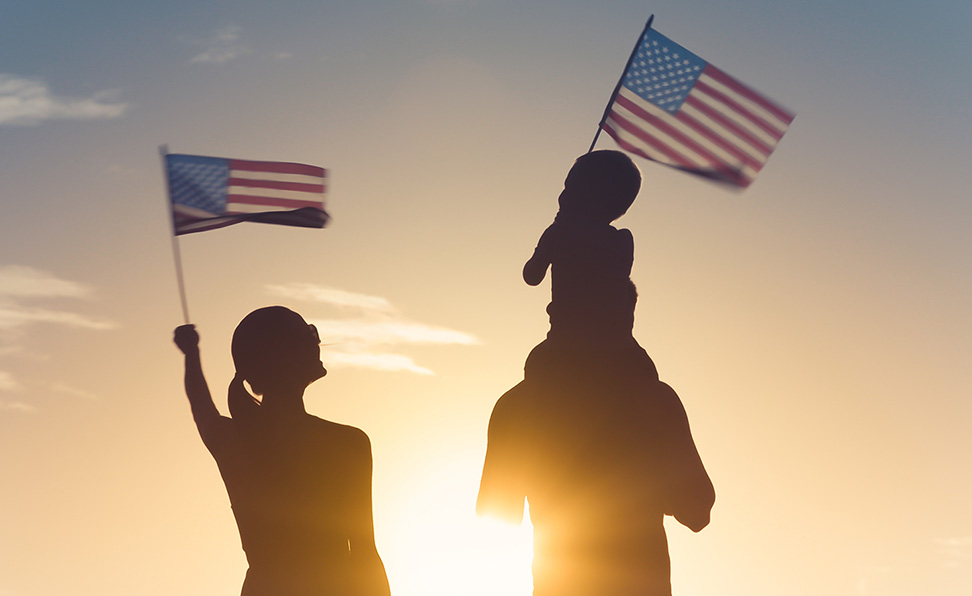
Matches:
[174,306,390,596]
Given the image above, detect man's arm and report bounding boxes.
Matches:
[476,389,527,524]
[173,325,230,452]
[346,430,391,596]
[656,382,715,532]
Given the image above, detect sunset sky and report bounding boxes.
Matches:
[2,1,971,595]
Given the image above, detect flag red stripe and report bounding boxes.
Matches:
[605,110,698,169]
[604,125,654,161]
[674,110,763,171]
[604,123,750,187]
[174,216,247,235]
[227,177,325,193]
[704,65,794,124]
[694,78,785,141]
[614,93,754,173]
[230,159,325,178]
[227,194,323,210]
[683,95,773,156]
[603,122,658,163]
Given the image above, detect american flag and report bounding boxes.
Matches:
[601,27,794,188]
[165,154,329,235]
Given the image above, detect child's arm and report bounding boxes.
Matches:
[173,324,230,451]
[614,227,635,276]
[523,224,559,286]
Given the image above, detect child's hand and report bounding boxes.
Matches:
[174,324,200,355]
[523,254,549,286]
[523,224,558,285]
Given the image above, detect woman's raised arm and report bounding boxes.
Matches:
[174,324,229,451]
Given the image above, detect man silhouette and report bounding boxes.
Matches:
[478,151,714,596]
[478,371,713,596]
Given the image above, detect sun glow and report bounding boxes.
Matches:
[382,468,535,596]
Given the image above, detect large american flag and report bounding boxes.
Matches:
[601,27,794,188]
[165,154,329,235]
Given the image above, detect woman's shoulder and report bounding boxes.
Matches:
[306,415,372,447]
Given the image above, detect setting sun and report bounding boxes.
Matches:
[381,461,535,596]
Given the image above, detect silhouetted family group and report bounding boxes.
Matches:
[174,151,714,596]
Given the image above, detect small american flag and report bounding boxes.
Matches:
[601,26,794,188]
[165,154,329,235]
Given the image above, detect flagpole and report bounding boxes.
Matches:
[159,144,191,324]
[587,14,654,154]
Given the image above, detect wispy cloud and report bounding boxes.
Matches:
[267,283,478,375]
[188,25,249,64]
[0,74,127,127]
[0,305,114,331]
[0,369,32,414]
[0,400,34,413]
[314,319,477,346]
[267,284,396,314]
[49,383,99,401]
[0,264,92,299]
[324,351,434,376]
[0,266,113,332]
[0,267,113,413]
[0,371,20,392]
[935,536,972,569]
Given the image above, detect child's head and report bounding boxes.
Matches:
[559,150,641,223]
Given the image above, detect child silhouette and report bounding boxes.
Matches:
[523,150,657,383]
[174,307,390,596]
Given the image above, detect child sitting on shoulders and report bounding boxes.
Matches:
[523,150,657,383]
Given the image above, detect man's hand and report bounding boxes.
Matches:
[174,324,200,356]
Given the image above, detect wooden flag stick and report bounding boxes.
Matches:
[587,14,654,154]
[159,144,191,324]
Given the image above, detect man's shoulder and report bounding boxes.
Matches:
[490,381,534,418]
[489,380,556,436]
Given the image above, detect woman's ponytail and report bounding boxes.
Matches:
[227,374,261,423]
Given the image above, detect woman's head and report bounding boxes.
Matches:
[231,306,326,396]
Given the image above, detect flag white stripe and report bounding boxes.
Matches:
[611,97,760,178]
[698,73,790,134]
[616,88,758,177]
[604,113,706,171]
[603,115,676,165]
[678,101,772,164]
[174,216,244,233]
[229,170,326,185]
[607,106,742,177]
[227,186,326,201]
[605,114,757,185]
[226,202,321,214]
[173,204,220,218]
[692,85,779,147]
